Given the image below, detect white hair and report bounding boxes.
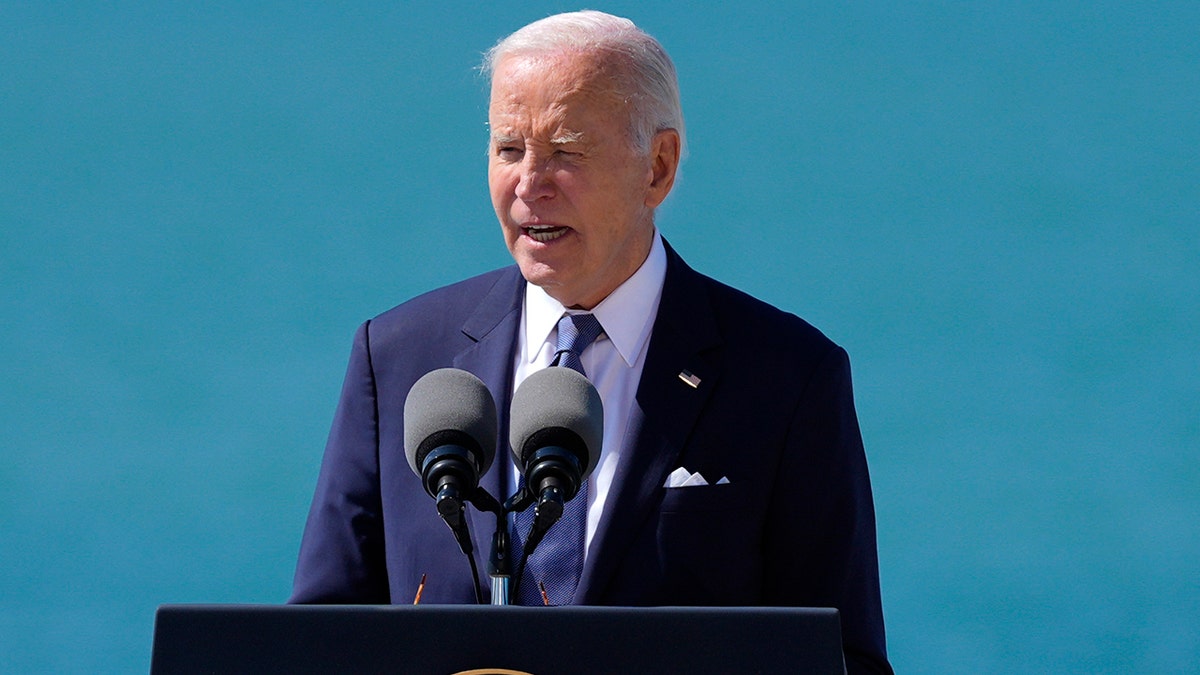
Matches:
[482,10,686,157]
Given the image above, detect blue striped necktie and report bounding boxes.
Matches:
[514,313,603,605]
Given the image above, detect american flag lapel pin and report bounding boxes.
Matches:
[678,369,701,389]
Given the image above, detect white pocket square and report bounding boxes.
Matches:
[664,466,731,488]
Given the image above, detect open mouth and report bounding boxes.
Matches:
[523,225,570,242]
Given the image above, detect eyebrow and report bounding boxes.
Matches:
[549,131,584,146]
[489,131,586,146]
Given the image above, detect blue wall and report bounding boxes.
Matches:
[2,2,1197,672]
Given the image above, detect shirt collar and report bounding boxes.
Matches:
[523,231,668,367]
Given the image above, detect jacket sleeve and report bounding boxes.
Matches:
[289,320,391,604]
[764,345,892,674]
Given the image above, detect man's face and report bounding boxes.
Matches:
[488,52,677,310]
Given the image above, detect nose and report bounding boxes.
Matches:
[514,156,554,202]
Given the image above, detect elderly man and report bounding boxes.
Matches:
[291,10,891,673]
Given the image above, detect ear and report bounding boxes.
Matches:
[644,128,681,209]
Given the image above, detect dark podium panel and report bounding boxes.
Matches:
[151,604,845,674]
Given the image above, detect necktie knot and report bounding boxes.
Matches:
[553,313,603,376]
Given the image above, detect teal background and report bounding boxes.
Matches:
[2,2,1197,672]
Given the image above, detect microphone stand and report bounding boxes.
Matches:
[463,461,576,604]
[488,526,512,605]
[465,489,511,605]
[495,489,533,604]
[458,485,556,605]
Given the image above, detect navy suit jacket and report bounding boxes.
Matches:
[291,242,892,673]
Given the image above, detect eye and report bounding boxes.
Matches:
[495,144,524,161]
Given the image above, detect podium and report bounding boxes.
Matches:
[151,604,845,674]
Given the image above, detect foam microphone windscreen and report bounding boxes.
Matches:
[403,368,498,477]
[509,366,603,479]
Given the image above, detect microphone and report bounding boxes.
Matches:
[508,366,603,526]
[403,368,498,552]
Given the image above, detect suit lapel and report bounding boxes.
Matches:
[576,243,723,603]
[451,267,525,560]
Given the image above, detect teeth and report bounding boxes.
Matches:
[526,226,567,242]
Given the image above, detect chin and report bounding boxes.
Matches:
[516,258,561,287]
[519,264,587,305]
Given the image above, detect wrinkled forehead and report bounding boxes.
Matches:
[488,50,630,113]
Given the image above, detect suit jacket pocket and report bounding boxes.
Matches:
[656,481,763,602]
[659,481,753,514]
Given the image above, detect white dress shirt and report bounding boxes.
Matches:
[510,232,668,557]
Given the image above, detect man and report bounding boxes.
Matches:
[291,11,891,673]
